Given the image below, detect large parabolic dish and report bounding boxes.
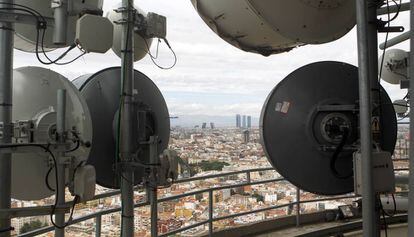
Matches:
[11,67,92,200]
[73,67,170,189]
[191,0,356,56]
[260,61,397,195]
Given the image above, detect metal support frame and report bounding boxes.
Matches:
[379,31,410,49]
[296,188,301,227]
[95,215,101,237]
[148,136,159,237]
[119,0,135,236]
[0,1,13,236]
[55,89,67,237]
[208,190,214,237]
[408,1,414,236]
[355,0,381,236]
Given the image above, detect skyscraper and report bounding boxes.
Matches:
[202,123,207,129]
[210,122,215,129]
[247,116,252,128]
[242,115,247,128]
[236,114,241,128]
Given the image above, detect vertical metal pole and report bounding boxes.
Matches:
[120,0,135,236]
[53,0,68,45]
[55,89,67,237]
[95,215,102,237]
[246,171,251,184]
[407,1,414,235]
[208,190,213,237]
[355,0,380,236]
[0,1,13,237]
[296,188,300,227]
[149,136,158,237]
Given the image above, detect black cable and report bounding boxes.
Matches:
[144,38,177,70]
[330,128,353,179]
[388,0,402,23]
[0,144,78,229]
[379,197,389,237]
[0,2,46,22]
[50,195,79,229]
[382,194,398,217]
[45,166,55,192]
[0,5,84,65]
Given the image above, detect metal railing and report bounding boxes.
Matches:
[16,167,365,237]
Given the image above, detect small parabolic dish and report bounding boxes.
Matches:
[107,5,153,62]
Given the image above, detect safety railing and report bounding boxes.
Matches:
[17,166,367,237]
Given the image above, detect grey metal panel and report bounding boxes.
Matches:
[73,67,170,189]
[260,61,397,195]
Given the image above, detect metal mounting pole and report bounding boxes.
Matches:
[355,0,381,237]
[149,136,158,237]
[0,1,14,236]
[55,89,67,237]
[52,0,68,45]
[407,1,414,236]
[120,0,135,236]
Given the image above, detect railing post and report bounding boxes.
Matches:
[296,188,300,227]
[408,1,414,236]
[208,190,213,237]
[246,171,251,184]
[95,215,101,237]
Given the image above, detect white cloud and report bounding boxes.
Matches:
[11,0,412,118]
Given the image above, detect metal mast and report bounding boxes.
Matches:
[0,1,14,236]
[355,0,381,236]
[120,0,135,236]
[408,0,414,235]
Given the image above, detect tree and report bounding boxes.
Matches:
[20,220,45,234]
[252,193,264,202]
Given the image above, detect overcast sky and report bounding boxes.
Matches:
[13,0,411,119]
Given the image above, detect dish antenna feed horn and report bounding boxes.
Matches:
[260,61,397,195]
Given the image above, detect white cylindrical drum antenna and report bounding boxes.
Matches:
[192,0,356,56]
[379,48,409,85]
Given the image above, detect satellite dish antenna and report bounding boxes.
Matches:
[107,5,153,62]
[72,67,170,189]
[14,0,103,52]
[11,67,92,200]
[260,61,397,195]
[379,48,409,84]
[191,0,356,56]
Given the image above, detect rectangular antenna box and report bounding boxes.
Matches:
[146,13,167,38]
[353,150,395,195]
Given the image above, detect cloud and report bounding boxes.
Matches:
[11,0,411,118]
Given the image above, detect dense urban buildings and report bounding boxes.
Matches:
[10,125,409,236]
